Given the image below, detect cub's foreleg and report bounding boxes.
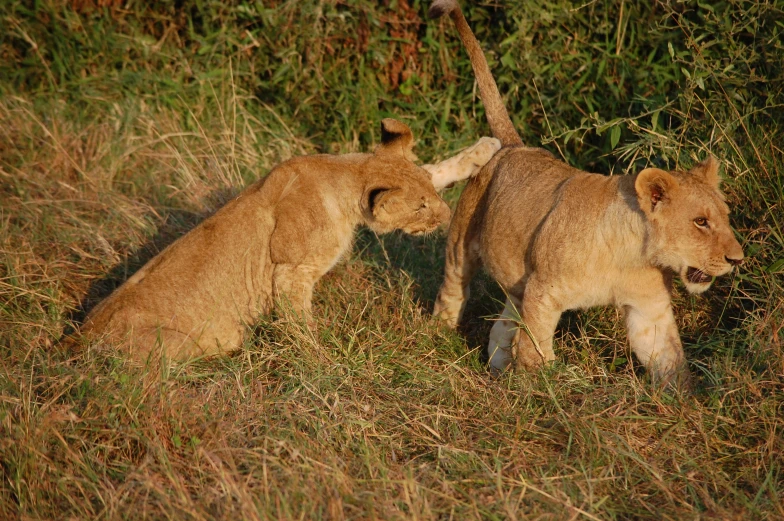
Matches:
[423,137,501,191]
[133,326,224,360]
[271,264,319,325]
[268,204,347,326]
[623,297,688,387]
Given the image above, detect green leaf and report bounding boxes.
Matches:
[610,124,621,150]
[735,273,763,287]
[766,259,784,274]
[500,51,515,68]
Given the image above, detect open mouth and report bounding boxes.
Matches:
[686,267,713,284]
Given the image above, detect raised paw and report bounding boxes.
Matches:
[424,137,502,191]
[467,137,502,169]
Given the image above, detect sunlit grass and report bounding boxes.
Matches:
[1,0,782,519]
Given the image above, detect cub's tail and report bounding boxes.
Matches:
[428,0,522,147]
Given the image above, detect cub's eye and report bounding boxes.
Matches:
[694,217,709,228]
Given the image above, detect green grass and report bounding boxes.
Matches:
[1,0,783,519]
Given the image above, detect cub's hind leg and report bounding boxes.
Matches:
[487,296,521,372]
[432,162,497,328]
[433,146,510,328]
[511,277,561,369]
[433,243,481,328]
[432,203,484,328]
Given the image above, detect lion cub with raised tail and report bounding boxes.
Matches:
[80,119,501,361]
[429,0,744,386]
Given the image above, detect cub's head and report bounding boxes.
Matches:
[635,156,744,294]
[361,118,451,236]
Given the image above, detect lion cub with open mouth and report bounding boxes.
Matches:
[79,119,500,361]
[429,0,744,386]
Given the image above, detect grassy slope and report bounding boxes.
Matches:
[1,0,782,519]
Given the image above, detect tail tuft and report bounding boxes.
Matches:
[428,0,457,19]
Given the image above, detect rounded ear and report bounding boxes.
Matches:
[635,168,679,215]
[361,186,395,218]
[690,155,721,188]
[375,119,418,162]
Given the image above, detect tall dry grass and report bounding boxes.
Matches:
[1,0,782,519]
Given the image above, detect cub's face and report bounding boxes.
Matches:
[362,118,452,236]
[636,157,744,294]
[364,160,451,236]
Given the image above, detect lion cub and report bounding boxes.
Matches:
[429,0,744,385]
[80,119,501,360]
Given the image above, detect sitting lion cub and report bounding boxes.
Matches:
[80,119,501,360]
[429,0,744,385]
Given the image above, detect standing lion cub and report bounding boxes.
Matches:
[79,119,501,360]
[429,0,744,385]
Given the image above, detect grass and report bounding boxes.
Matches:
[1,0,783,519]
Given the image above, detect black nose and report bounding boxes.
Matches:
[726,256,743,266]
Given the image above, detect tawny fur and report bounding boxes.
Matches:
[424,136,501,190]
[429,1,744,385]
[80,119,500,361]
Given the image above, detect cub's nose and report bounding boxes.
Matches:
[725,237,744,267]
[725,256,743,266]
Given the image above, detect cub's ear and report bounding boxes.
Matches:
[635,168,679,214]
[375,118,418,162]
[362,186,396,218]
[690,155,721,188]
